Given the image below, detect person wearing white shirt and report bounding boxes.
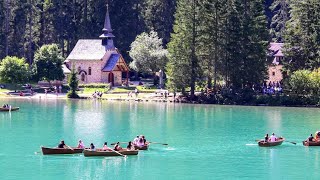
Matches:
[270,133,277,142]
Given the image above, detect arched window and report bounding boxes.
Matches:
[78,66,81,72]
[88,67,91,75]
[81,73,85,81]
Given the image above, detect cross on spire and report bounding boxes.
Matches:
[99,0,115,50]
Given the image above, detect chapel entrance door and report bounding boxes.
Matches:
[108,72,114,86]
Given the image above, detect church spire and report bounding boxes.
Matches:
[99,1,115,50]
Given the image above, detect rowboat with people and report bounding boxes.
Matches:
[134,144,149,150]
[258,137,285,147]
[83,149,139,157]
[302,141,320,146]
[0,107,19,111]
[41,146,85,155]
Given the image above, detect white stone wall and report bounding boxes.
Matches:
[67,60,102,84]
[65,50,125,85]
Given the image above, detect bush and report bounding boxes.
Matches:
[78,83,111,89]
[67,91,80,98]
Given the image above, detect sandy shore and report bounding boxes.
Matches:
[0,92,177,103]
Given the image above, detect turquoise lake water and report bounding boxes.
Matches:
[1,99,320,179]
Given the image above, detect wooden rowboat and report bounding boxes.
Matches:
[302,140,320,146]
[134,145,149,150]
[41,146,85,155]
[83,149,139,157]
[258,137,285,147]
[0,107,19,111]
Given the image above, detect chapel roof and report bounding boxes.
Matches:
[102,54,120,72]
[268,42,284,57]
[65,39,106,61]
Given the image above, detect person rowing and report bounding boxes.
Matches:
[264,134,269,142]
[102,142,112,151]
[58,140,67,148]
[77,139,85,149]
[90,143,96,151]
[307,134,315,142]
[127,141,135,151]
[114,142,123,151]
[142,135,147,144]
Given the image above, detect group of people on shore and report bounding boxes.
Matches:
[57,135,148,151]
[92,91,103,98]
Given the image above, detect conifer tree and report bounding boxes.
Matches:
[167,0,202,99]
[284,0,320,73]
[270,0,289,42]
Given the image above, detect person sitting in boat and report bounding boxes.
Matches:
[264,134,269,142]
[315,131,320,141]
[58,140,67,148]
[77,139,85,149]
[142,135,147,144]
[133,135,139,146]
[114,142,123,151]
[102,142,111,151]
[90,143,96,151]
[270,133,277,142]
[136,137,145,147]
[308,134,315,142]
[127,141,134,150]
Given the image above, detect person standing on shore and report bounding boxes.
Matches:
[135,88,139,98]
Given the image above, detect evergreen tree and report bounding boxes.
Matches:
[67,67,80,99]
[270,0,289,42]
[141,0,176,45]
[0,0,6,59]
[167,0,202,99]
[284,0,320,73]
[225,0,268,88]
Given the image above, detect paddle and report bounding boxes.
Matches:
[109,148,127,158]
[148,142,168,146]
[285,141,296,145]
[111,142,127,145]
[65,145,74,151]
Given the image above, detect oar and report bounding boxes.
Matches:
[66,145,74,151]
[285,141,296,145]
[109,148,127,158]
[148,142,168,146]
[110,142,127,145]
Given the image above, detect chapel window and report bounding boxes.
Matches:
[88,67,92,75]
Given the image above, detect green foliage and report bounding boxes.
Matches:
[129,31,168,73]
[78,83,111,89]
[289,68,320,95]
[67,68,79,99]
[33,44,64,82]
[289,69,312,94]
[284,0,320,73]
[0,56,30,85]
[167,0,202,99]
[270,0,289,42]
[141,0,176,45]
